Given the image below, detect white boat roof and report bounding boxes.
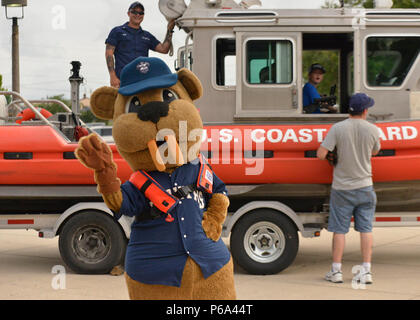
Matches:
[178,4,420,28]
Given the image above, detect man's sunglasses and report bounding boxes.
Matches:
[130,10,144,16]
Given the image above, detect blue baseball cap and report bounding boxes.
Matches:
[118,57,178,96]
[349,93,375,113]
[128,2,144,11]
[309,63,326,74]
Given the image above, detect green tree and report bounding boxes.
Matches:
[36,94,71,114]
[0,74,6,91]
[323,0,374,8]
[392,0,420,8]
[324,0,419,8]
[80,108,97,123]
[36,94,105,124]
[0,74,11,104]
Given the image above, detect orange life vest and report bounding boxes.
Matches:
[129,154,213,223]
[197,154,213,194]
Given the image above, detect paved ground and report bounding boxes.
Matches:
[0,227,420,300]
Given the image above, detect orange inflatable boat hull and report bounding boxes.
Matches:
[0,121,419,185]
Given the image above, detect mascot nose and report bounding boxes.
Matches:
[137,101,169,124]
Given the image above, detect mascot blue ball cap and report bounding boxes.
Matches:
[118,57,178,96]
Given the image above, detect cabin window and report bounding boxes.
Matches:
[176,45,193,71]
[180,50,187,69]
[216,38,236,86]
[246,40,293,85]
[366,36,420,87]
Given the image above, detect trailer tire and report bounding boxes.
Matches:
[58,211,127,274]
[230,209,299,275]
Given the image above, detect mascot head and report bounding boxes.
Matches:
[90,57,204,172]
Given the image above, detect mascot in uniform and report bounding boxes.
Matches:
[75,57,236,300]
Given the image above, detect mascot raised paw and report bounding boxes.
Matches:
[75,57,236,300]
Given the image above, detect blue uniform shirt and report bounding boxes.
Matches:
[105,23,160,78]
[115,159,231,287]
[303,82,322,114]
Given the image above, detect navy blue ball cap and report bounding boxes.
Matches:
[349,93,375,113]
[309,63,326,74]
[129,1,144,11]
[118,57,178,96]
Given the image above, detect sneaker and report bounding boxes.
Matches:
[325,270,343,283]
[358,272,373,284]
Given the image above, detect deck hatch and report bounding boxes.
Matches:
[4,152,33,160]
[375,149,395,157]
[244,150,274,158]
[63,151,77,159]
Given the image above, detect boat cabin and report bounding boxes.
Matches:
[171,0,420,123]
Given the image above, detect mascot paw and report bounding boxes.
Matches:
[75,133,113,171]
[202,214,222,242]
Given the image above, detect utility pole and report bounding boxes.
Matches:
[2,0,28,94]
[12,17,20,93]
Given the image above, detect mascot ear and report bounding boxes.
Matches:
[177,68,203,101]
[90,86,119,120]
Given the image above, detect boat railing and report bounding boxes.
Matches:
[0,91,91,143]
[0,91,55,128]
[24,99,89,128]
[0,91,88,127]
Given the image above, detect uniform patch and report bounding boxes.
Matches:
[137,61,150,74]
[205,169,213,184]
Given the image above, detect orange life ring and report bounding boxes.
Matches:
[16,108,53,124]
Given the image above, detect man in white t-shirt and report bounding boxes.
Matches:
[317,93,381,284]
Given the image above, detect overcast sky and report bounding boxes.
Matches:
[0,0,328,100]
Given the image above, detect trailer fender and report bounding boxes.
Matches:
[49,202,132,239]
[222,201,304,238]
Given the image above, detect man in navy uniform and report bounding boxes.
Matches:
[105,2,176,88]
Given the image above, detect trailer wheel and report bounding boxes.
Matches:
[230,209,299,275]
[58,211,127,274]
